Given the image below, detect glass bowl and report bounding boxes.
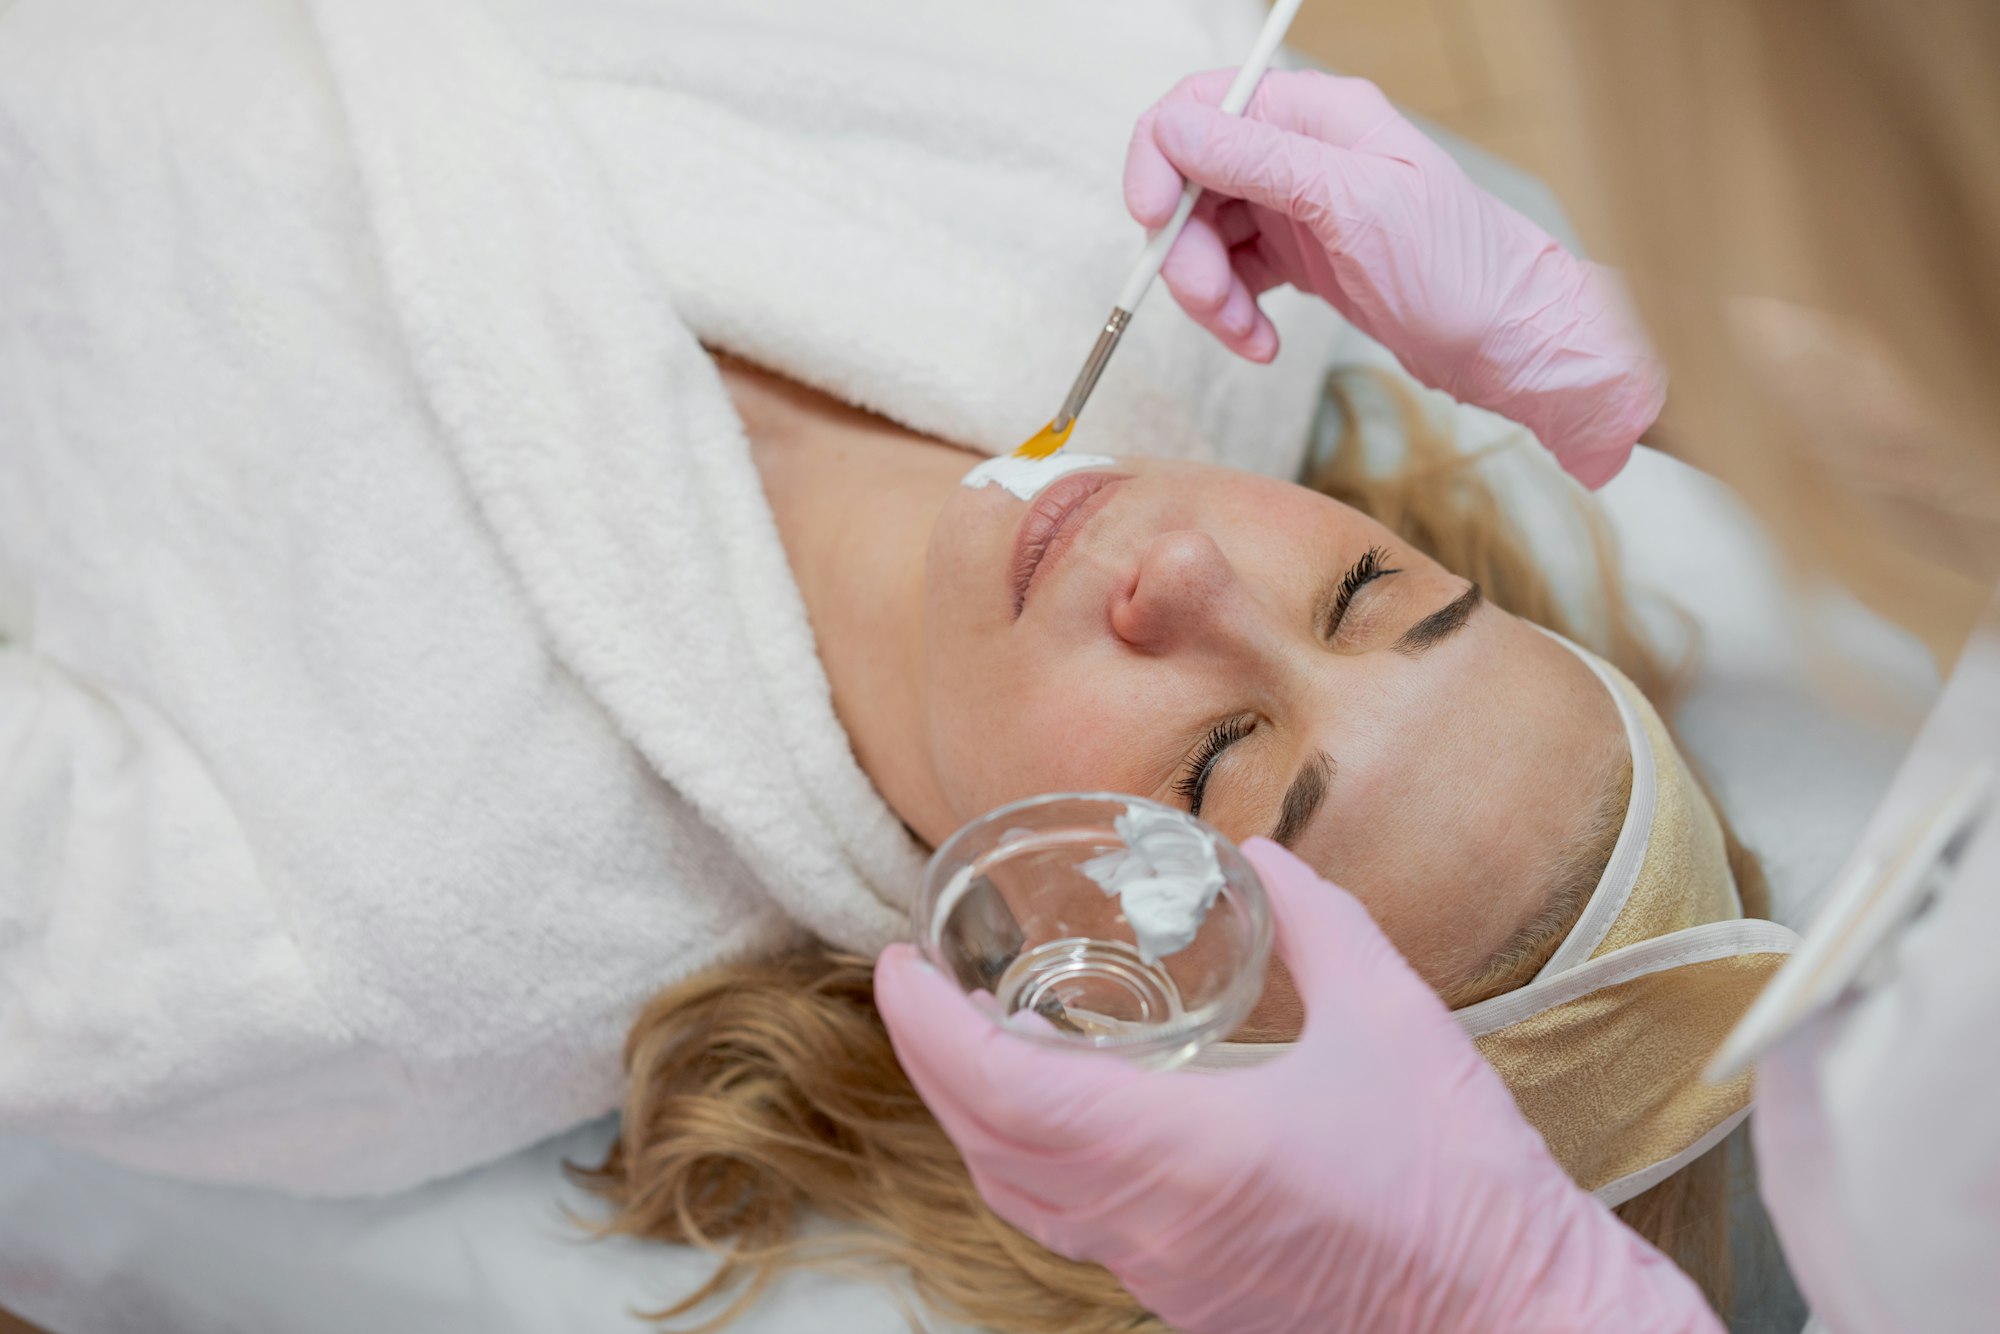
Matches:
[912,792,1272,1069]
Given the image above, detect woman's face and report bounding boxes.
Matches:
[921,459,1622,991]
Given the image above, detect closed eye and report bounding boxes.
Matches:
[1318,545,1402,639]
[1172,715,1254,817]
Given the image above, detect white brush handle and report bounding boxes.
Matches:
[1050,0,1307,434]
[1112,0,1306,315]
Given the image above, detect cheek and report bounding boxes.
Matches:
[925,674,1162,824]
[922,492,1170,823]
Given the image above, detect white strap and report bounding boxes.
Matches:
[1592,1104,1749,1207]
[1455,918,1799,1037]
[1531,631,1658,980]
[1195,920,1799,1073]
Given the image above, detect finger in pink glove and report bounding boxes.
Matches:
[1122,69,1664,489]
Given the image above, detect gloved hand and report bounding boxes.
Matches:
[1124,69,1664,488]
[875,839,1720,1334]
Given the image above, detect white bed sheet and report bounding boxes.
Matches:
[0,1116,975,1334]
[0,111,1938,1334]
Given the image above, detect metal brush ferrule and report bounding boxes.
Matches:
[1051,307,1133,434]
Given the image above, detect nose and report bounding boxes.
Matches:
[1111,529,1251,654]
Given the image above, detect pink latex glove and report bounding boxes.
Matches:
[875,839,1719,1334]
[1124,70,1665,488]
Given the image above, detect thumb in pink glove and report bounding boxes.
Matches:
[875,838,1718,1334]
[1124,69,1664,488]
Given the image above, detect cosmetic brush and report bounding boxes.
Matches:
[1013,0,1306,460]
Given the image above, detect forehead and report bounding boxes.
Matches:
[1293,613,1625,987]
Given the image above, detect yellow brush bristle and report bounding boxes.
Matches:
[1012,420,1074,460]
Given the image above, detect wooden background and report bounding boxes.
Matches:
[1290,0,1580,207]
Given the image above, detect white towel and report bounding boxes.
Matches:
[0,0,1344,1194]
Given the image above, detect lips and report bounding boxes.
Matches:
[1010,471,1128,616]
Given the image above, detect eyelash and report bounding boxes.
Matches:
[1327,544,1401,636]
[1173,715,1254,817]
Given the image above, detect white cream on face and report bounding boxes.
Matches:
[1081,803,1226,964]
[960,451,1118,501]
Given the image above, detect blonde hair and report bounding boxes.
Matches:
[1547,0,2000,657]
[573,372,1766,1329]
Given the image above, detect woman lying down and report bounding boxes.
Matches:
[0,1,1787,1330]
[578,359,1781,1333]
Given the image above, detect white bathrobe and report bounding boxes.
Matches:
[0,0,1344,1193]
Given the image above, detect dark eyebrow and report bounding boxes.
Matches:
[1393,582,1482,656]
[1270,748,1335,849]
